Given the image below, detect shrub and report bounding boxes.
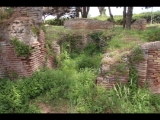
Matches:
[145,28,160,42]
[93,11,160,25]
[11,38,33,57]
[129,45,144,64]
[45,18,69,26]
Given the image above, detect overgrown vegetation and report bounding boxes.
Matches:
[129,45,144,64]
[1,24,160,113]
[45,18,69,26]
[31,26,40,35]
[11,37,33,57]
[93,11,160,25]
[0,7,13,21]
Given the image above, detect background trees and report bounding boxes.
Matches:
[42,7,76,22]
[125,7,133,29]
[98,7,105,17]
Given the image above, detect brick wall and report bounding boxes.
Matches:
[0,30,54,78]
[139,41,160,93]
[131,19,147,31]
[0,7,54,79]
[96,53,129,90]
[97,41,160,93]
[13,7,43,24]
[64,18,114,29]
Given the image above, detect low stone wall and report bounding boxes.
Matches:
[64,18,114,29]
[96,53,129,90]
[97,76,129,90]
[131,19,147,30]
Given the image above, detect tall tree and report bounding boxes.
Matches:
[108,7,114,23]
[42,7,76,22]
[125,7,133,29]
[123,7,127,29]
[78,7,90,18]
[75,7,81,17]
[98,7,105,16]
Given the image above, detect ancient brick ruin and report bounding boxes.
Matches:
[64,18,114,29]
[97,41,160,93]
[136,41,160,93]
[131,19,147,31]
[0,7,54,78]
[97,53,129,90]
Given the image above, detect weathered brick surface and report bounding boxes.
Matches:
[97,53,129,90]
[135,41,160,93]
[0,7,54,79]
[13,7,42,24]
[0,30,54,78]
[64,18,114,29]
[97,41,160,93]
[131,19,147,30]
[97,76,129,90]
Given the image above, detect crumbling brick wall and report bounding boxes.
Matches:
[131,19,147,31]
[13,7,42,24]
[96,53,129,90]
[97,41,160,94]
[138,41,160,93]
[0,7,54,79]
[0,30,54,78]
[64,18,114,29]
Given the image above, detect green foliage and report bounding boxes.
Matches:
[0,78,41,113]
[45,18,69,26]
[60,33,82,54]
[129,45,144,64]
[92,15,108,21]
[145,28,160,42]
[0,7,13,21]
[11,38,33,57]
[2,25,160,113]
[93,11,160,25]
[45,43,53,59]
[40,24,46,33]
[75,53,101,70]
[31,26,39,35]
[109,62,128,76]
[88,31,113,54]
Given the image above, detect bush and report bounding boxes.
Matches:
[11,38,33,57]
[93,11,160,25]
[145,28,160,42]
[45,18,69,26]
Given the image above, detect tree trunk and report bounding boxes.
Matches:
[125,7,133,29]
[43,15,49,23]
[98,7,105,16]
[76,7,80,18]
[123,7,127,29]
[108,7,114,23]
[81,7,90,18]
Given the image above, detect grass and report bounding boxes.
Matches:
[1,23,160,113]
[34,24,160,113]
